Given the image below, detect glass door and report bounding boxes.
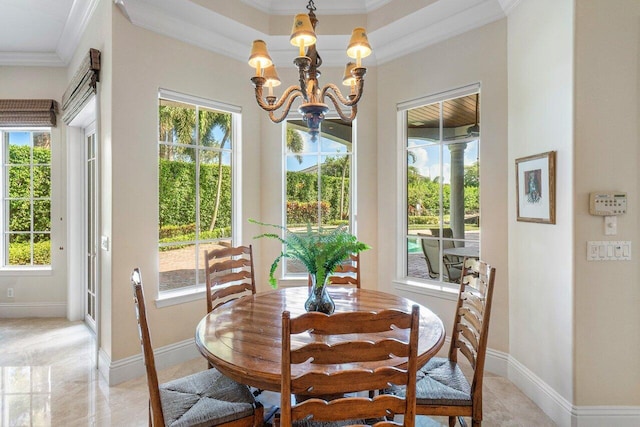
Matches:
[85,129,97,331]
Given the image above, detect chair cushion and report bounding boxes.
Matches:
[160,368,256,427]
[392,357,472,407]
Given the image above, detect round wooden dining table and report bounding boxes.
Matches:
[195,286,445,392]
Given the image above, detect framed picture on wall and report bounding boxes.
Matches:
[516,151,556,224]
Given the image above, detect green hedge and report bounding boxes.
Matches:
[286,171,350,222]
[159,225,231,248]
[9,240,50,265]
[159,159,232,230]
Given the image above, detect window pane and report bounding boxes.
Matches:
[33,233,50,265]
[8,166,30,197]
[159,243,197,292]
[158,156,196,241]
[405,92,480,284]
[407,144,441,237]
[199,149,231,238]
[158,95,236,294]
[284,119,354,277]
[9,200,30,232]
[158,99,196,145]
[8,233,31,265]
[2,130,51,268]
[320,154,350,227]
[199,108,232,150]
[33,166,50,198]
[286,154,319,227]
[33,200,50,231]
[7,132,30,164]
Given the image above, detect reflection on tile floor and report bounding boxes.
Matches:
[0,318,556,426]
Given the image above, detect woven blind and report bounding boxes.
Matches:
[62,48,101,125]
[0,99,59,127]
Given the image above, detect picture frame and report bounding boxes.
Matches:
[516,151,556,224]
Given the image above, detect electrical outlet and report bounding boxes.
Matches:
[7,288,14,298]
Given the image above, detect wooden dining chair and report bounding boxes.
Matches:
[131,268,263,427]
[389,258,495,427]
[279,305,420,427]
[307,252,360,289]
[205,244,256,313]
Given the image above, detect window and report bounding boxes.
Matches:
[0,128,51,268]
[402,88,480,285]
[284,119,355,276]
[158,90,239,295]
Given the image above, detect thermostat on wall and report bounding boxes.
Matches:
[589,192,627,216]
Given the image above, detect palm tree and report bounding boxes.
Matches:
[287,127,304,164]
[206,111,231,232]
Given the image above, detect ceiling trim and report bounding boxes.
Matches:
[0,0,101,67]
[498,0,525,15]
[372,0,506,65]
[0,52,66,67]
[239,0,392,15]
[57,0,102,65]
[117,0,507,68]
[0,0,510,67]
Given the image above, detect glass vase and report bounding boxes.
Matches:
[304,274,335,314]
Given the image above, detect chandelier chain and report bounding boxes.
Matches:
[306,0,316,13]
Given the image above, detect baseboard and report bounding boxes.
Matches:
[0,302,66,318]
[507,355,574,426]
[485,347,509,378]
[98,338,202,386]
[503,354,640,427]
[572,406,640,427]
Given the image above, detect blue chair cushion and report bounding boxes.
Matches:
[393,357,472,407]
[159,368,256,427]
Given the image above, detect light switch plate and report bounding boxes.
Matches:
[587,241,631,261]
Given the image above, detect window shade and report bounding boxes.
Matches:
[62,48,101,125]
[0,99,58,127]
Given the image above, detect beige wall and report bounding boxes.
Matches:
[574,0,640,405]
[376,20,509,353]
[507,0,574,401]
[0,66,67,309]
[107,4,265,360]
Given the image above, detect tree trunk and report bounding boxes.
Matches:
[209,128,230,232]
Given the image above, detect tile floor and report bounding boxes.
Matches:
[0,318,556,426]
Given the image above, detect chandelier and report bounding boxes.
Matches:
[248,0,372,141]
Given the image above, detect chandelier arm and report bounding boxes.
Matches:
[320,80,365,107]
[267,92,304,123]
[324,92,357,122]
[255,85,304,112]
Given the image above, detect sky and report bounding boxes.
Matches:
[286,127,350,172]
[6,131,31,146]
[408,138,479,184]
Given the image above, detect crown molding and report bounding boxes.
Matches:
[498,0,525,15]
[56,0,101,65]
[240,0,392,15]
[0,52,66,67]
[0,0,100,67]
[0,0,509,67]
[117,0,507,68]
[372,0,506,65]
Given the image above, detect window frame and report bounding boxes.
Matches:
[156,89,241,305]
[395,84,481,293]
[281,118,357,282]
[0,127,52,271]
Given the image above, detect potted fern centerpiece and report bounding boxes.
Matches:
[250,219,370,314]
